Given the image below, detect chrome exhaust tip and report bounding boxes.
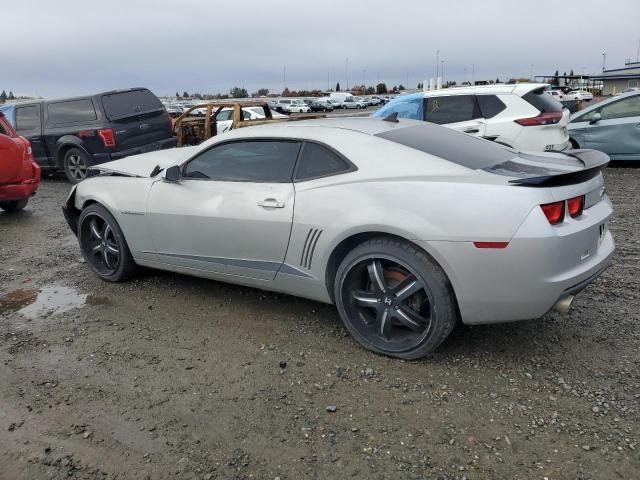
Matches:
[552,295,574,314]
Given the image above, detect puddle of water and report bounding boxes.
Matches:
[0,286,87,319]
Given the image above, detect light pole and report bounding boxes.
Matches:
[471,64,475,85]
[602,52,607,71]
[436,49,440,78]
[283,65,286,90]
[345,57,349,90]
[464,68,467,84]
[530,64,534,81]
[441,60,444,84]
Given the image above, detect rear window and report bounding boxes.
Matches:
[375,124,515,169]
[47,99,97,125]
[15,105,41,134]
[523,87,563,113]
[294,143,352,181]
[101,89,164,120]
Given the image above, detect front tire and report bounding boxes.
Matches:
[0,198,28,212]
[64,148,91,184]
[78,204,137,282]
[334,238,458,359]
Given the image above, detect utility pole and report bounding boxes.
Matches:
[602,52,607,71]
[441,60,444,84]
[471,64,475,85]
[436,49,439,78]
[345,57,349,90]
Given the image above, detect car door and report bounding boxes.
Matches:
[424,95,486,137]
[215,109,234,133]
[15,104,50,167]
[146,139,301,280]
[583,94,640,159]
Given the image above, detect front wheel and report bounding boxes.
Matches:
[0,198,28,212]
[334,238,458,359]
[78,204,137,281]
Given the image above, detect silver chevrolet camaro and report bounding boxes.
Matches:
[63,117,614,359]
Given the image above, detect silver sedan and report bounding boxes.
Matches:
[63,118,614,359]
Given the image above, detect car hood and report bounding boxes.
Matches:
[92,146,198,177]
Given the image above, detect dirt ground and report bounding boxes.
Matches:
[0,167,638,480]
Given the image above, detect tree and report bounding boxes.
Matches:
[0,90,6,103]
[376,83,387,94]
[175,91,179,99]
[398,85,406,91]
[570,69,574,76]
[8,91,15,100]
[230,87,248,98]
[496,77,500,83]
[553,70,559,86]
[335,82,341,92]
[182,91,189,98]
[365,86,375,95]
[256,88,269,97]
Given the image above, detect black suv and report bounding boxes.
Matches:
[11,88,176,183]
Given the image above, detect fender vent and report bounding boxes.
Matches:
[300,228,323,269]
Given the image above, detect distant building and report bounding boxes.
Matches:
[601,61,640,95]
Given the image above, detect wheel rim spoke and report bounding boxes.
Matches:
[352,289,379,308]
[90,219,102,240]
[367,260,387,293]
[393,306,429,332]
[378,308,392,339]
[393,276,423,301]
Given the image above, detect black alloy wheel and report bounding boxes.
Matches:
[335,238,458,359]
[78,204,137,281]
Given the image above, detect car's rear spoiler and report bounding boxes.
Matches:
[507,149,610,187]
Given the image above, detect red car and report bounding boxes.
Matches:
[0,111,40,212]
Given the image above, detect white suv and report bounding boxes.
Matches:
[372,84,570,152]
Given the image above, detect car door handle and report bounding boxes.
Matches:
[464,128,480,133]
[258,199,285,208]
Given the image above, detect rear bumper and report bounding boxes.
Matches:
[0,162,41,201]
[89,137,177,165]
[419,196,614,325]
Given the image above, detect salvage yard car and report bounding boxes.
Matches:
[62,117,614,359]
[0,88,176,183]
[568,90,640,160]
[373,84,570,152]
[0,111,40,211]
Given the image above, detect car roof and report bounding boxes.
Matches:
[419,83,548,97]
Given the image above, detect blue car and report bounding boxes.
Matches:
[568,91,640,160]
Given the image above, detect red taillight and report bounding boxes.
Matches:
[567,195,584,218]
[541,201,565,225]
[97,128,116,147]
[515,111,563,126]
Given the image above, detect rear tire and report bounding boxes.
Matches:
[334,237,458,359]
[0,198,28,212]
[64,148,91,184]
[78,204,137,282]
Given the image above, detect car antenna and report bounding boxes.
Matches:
[382,112,399,123]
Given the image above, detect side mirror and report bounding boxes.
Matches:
[164,165,181,183]
[589,112,601,124]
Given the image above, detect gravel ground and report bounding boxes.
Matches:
[0,167,638,480]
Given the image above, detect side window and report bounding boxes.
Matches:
[183,141,301,182]
[15,105,41,134]
[372,95,423,120]
[424,95,480,124]
[476,95,506,119]
[294,143,352,181]
[47,99,97,125]
[216,110,232,121]
[599,96,640,120]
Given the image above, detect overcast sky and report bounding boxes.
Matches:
[3,0,639,98]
